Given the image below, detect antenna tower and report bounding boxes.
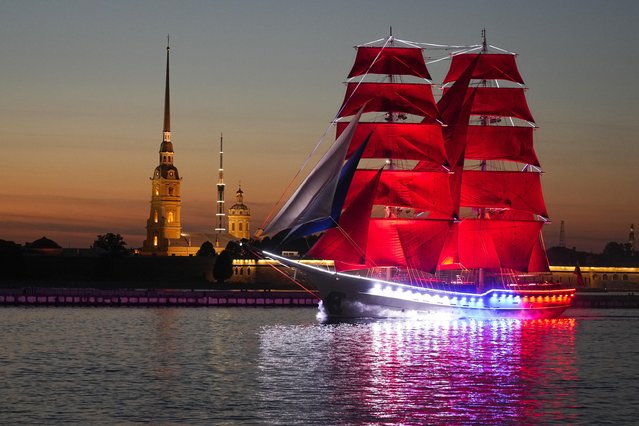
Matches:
[215,133,226,233]
[559,220,566,248]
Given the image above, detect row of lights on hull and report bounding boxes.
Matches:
[370,284,574,307]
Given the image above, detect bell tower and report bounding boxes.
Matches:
[143,40,183,253]
[228,185,251,240]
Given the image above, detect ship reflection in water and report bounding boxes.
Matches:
[258,317,577,424]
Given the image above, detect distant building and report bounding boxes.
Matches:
[24,237,63,256]
[141,42,197,256]
[228,186,251,240]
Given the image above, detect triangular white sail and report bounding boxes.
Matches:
[262,108,364,237]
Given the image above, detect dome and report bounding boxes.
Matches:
[230,203,249,211]
[229,203,249,216]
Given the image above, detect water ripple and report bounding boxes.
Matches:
[1,308,638,424]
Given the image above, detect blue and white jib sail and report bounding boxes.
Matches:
[263,108,368,241]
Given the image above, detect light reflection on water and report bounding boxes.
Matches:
[1,308,638,424]
[257,317,578,425]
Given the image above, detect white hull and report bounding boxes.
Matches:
[265,252,574,320]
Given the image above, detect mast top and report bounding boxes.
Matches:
[481,28,487,52]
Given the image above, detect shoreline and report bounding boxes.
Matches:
[0,287,319,308]
[1,287,638,308]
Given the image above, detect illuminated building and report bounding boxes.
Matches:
[142,41,197,256]
[228,186,251,240]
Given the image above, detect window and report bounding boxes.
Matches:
[231,223,235,231]
[168,187,174,196]
[623,274,629,281]
[168,212,174,223]
[154,185,159,196]
[154,210,158,223]
[239,223,243,231]
[153,235,158,247]
[603,274,608,281]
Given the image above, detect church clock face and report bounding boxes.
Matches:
[169,170,174,178]
[155,170,160,178]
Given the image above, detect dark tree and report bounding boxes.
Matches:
[213,250,234,283]
[197,241,216,257]
[92,233,129,257]
[225,239,257,259]
[0,239,24,279]
[601,241,637,266]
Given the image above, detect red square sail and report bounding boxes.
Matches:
[443,219,544,271]
[443,53,525,84]
[443,87,535,122]
[460,171,548,218]
[348,47,431,79]
[347,170,454,216]
[364,219,451,272]
[466,125,539,166]
[336,121,447,167]
[469,87,535,122]
[339,83,438,120]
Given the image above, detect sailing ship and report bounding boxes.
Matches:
[261,32,575,319]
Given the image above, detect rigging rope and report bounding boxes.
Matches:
[249,247,321,300]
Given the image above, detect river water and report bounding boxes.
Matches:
[1,307,638,425]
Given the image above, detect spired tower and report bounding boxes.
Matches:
[142,41,184,254]
[214,134,226,251]
[228,186,251,240]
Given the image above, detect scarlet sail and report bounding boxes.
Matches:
[348,46,431,79]
[347,169,454,215]
[438,220,544,271]
[443,86,535,122]
[444,53,524,84]
[339,82,438,120]
[311,218,451,273]
[465,125,539,166]
[337,121,447,167]
[460,170,547,218]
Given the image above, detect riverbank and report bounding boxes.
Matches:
[0,288,319,307]
[1,287,638,308]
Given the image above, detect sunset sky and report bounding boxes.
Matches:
[2,1,638,252]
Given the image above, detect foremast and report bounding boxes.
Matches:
[309,35,452,276]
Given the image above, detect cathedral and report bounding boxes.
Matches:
[141,43,197,256]
[141,42,250,256]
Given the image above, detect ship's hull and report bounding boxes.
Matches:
[265,252,574,320]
